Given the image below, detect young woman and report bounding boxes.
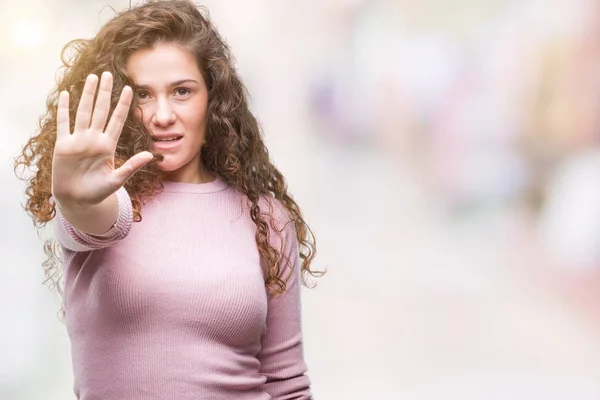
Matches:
[15,1,321,399]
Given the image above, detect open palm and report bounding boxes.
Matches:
[52,72,153,206]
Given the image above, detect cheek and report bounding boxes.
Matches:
[182,109,207,132]
[134,107,152,126]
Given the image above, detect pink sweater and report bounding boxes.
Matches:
[53,177,312,400]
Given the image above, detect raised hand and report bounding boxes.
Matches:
[51,72,153,207]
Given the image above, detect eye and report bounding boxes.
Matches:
[174,88,191,97]
[136,90,150,100]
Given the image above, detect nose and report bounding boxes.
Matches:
[151,98,176,127]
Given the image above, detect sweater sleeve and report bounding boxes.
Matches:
[258,216,312,399]
[52,186,133,252]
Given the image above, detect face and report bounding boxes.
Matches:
[126,42,210,183]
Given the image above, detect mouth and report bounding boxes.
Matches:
[151,134,184,151]
[152,135,183,143]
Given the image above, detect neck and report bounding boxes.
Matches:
[162,164,214,184]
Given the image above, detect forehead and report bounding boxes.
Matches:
[126,43,203,84]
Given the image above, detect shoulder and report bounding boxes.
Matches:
[257,195,294,233]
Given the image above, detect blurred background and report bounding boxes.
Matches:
[3,0,600,398]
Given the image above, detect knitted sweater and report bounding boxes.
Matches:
[53,177,311,400]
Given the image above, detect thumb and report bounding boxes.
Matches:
[112,151,154,187]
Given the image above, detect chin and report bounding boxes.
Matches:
[156,159,184,172]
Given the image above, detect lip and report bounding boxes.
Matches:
[151,135,184,151]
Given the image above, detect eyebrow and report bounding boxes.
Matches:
[136,79,198,89]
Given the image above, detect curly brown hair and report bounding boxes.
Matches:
[15,0,322,298]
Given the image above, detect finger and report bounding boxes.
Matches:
[105,85,133,141]
[74,74,99,133]
[90,71,113,132]
[56,91,71,140]
[112,151,154,186]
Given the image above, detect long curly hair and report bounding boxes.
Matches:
[15,0,322,299]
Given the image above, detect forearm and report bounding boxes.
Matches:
[56,193,118,235]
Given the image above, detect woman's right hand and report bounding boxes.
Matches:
[51,72,153,207]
